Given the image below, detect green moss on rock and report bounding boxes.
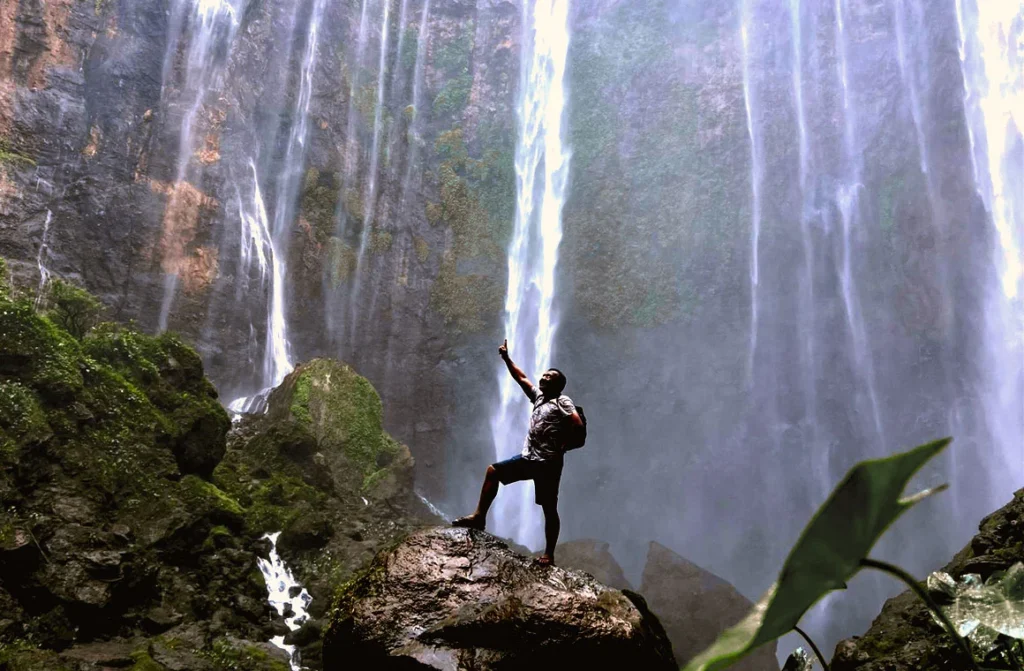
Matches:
[83,323,230,477]
[0,299,84,401]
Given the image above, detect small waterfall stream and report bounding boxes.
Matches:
[258,532,312,671]
[34,209,53,307]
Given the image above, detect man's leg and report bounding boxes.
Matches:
[452,465,499,529]
[540,502,560,564]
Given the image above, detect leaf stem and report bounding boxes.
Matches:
[793,625,830,671]
[861,557,980,671]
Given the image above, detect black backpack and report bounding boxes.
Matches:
[564,404,587,451]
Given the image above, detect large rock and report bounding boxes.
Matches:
[640,541,780,670]
[831,488,1024,671]
[323,527,677,669]
[555,538,633,590]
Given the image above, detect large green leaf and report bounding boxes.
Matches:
[683,438,951,671]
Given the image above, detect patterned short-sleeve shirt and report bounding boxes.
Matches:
[521,385,575,462]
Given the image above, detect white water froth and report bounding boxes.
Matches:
[258,532,312,671]
[490,0,572,549]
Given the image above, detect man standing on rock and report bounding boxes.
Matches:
[453,339,584,567]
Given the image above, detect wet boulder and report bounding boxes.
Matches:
[323,526,677,669]
[556,538,633,590]
[640,541,780,670]
[264,359,414,503]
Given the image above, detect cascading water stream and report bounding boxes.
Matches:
[34,209,53,307]
[833,0,885,449]
[490,0,572,548]
[788,0,822,492]
[956,0,1024,509]
[158,0,245,333]
[228,1,328,414]
[741,0,763,386]
[263,0,327,389]
[329,0,373,346]
[347,0,392,343]
[258,532,312,671]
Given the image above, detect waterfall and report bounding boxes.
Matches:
[789,0,822,492]
[328,0,374,347]
[157,0,246,333]
[347,0,393,341]
[262,0,327,389]
[490,0,572,548]
[833,0,884,448]
[34,209,53,307]
[258,532,312,671]
[741,1,763,385]
[956,0,1024,509]
[227,1,328,414]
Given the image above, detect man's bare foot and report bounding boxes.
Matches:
[452,514,485,530]
[534,554,555,567]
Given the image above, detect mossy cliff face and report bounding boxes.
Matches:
[0,276,289,669]
[0,272,438,669]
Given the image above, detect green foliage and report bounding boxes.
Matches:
[326,237,358,287]
[300,168,340,243]
[0,380,51,459]
[0,297,85,401]
[400,25,420,71]
[44,279,103,340]
[213,420,327,534]
[0,640,71,670]
[430,254,502,335]
[431,23,474,118]
[414,236,430,263]
[368,227,393,254]
[180,475,244,521]
[683,438,951,671]
[0,258,9,299]
[426,127,513,334]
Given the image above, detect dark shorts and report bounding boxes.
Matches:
[492,455,563,507]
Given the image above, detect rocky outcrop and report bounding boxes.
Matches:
[831,489,1024,671]
[0,272,284,668]
[0,272,438,669]
[556,538,633,591]
[323,526,677,669]
[640,542,780,671]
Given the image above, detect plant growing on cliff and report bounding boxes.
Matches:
[683,438,984,671]
[44,279,103,340]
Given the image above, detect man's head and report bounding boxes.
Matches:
[539,368,567,396]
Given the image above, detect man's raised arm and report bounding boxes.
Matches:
[499,339,535,399]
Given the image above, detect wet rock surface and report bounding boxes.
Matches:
[323,526,678,670]
[832,488,1024,671]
